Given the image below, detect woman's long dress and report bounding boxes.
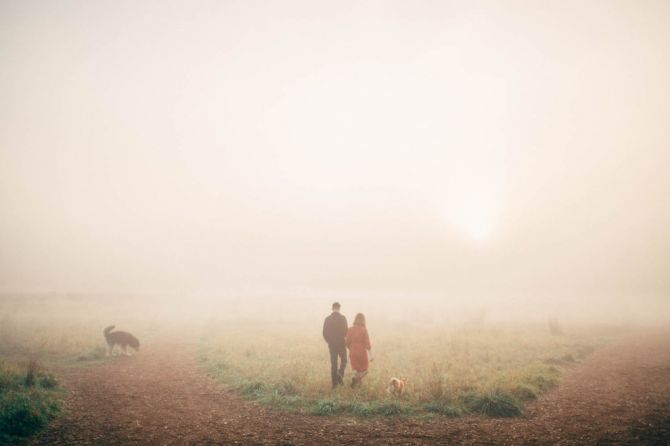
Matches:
[346,325,371,372]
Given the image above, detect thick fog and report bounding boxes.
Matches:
[1,1,669,314]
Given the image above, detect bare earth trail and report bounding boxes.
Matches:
[32,329,670,445]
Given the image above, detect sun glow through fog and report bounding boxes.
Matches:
[440,190,498,242]
[2,0,670,296]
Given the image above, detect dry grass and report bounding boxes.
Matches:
[199,318,611,417]
[0,295,619,420]
[0,295,160,367]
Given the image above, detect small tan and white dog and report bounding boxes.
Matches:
[387,377,407,396]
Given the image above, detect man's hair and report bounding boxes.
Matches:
[332,302,341,310]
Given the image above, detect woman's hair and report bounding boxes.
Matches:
[353,313,366,327]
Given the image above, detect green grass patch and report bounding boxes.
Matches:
[0,362,62,443]
[511,383,538,401]
[463,389,522,417]
[424,401,464,417]
[312,399,341,416]
[311,399,413,417]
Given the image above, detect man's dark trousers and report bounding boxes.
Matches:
[329,343,347,387]
[323,310,348,387]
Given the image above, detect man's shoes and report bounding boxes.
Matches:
[337,374,344,385]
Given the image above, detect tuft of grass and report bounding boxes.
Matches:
[527,371,559,392]
[25,359,38,387]
[0,368,21,393]
[373,401,410,416]
[258,391,303,409]
[311,399,412,417]
[278,379,299,396]
[38,373,59,389]
[424,363,445,401]
[0,364,62,442]
[312,399,340,416]
[424,402,463,417]
[0,390,60,437]
[350,402,374,417]
[511,383,538,402]
[236,380,266,397]
[464,389,522,417]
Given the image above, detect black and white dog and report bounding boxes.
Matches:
[103,325,140,356]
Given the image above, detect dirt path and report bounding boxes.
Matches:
[31,329,670,445]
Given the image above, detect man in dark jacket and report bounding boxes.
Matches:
[323,302,348,388]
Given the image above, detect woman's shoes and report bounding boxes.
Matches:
[351,377,361,388]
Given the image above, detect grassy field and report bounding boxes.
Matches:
[199,317,614,418]
[0,294,623,432]
[0,294,163,442]
[2,297,118,367]
[0,294,175,367]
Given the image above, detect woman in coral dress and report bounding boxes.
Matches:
[345,313,372,387]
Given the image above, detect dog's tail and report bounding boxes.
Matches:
[103,325,115,340]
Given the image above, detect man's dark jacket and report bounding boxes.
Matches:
[323,312,348,348]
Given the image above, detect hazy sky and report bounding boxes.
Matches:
[1,0,669,298]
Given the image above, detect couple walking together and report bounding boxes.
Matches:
[322,302,372,389]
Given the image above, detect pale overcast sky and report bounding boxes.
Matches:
[1,1,669,300]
